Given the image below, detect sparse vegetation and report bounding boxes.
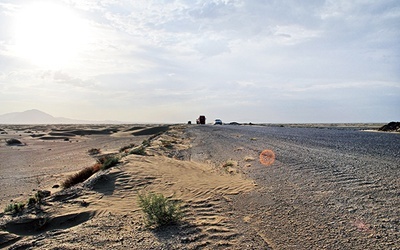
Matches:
[221,160,238,174]
[61,155,120,189]
[138,192,183,228]
[119,143,136,153]
[142,139,151,147]
[97,155,120,170]
[129,146,147,155]
[27,190,50,207]
[88,148,101,155]
[62,166,97,189]
[34,190,50,202]
[27,197,37,206]
[222,160,236,168]
[4,202,25,214]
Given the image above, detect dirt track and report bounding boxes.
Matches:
[185,125,400,249]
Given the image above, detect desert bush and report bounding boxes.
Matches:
[4,202,25,214]
[129,146,146,155]
[142,139,151,147]
[98,155,120,170]
[35,190,50,202]
[27,190,50,206]
[62,166,97,189]
[138,192,183,228]
[119,143,136,153]
[88,148,101,155]
[27,197,37,206]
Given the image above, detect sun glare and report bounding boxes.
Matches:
[14,2,89,68]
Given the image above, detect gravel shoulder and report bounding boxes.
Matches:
[185,125,400,249]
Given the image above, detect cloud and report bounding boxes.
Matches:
[0,0,399,122]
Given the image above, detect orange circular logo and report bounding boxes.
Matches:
[259,149,275,166]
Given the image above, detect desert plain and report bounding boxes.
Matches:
[0,123,399,249]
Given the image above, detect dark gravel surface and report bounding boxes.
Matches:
[185,125,400,250]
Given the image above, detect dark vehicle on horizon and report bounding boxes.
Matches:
[196,115,206,124]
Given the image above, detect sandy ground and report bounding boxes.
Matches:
[0,124,398,249]
[1,124,268,249]
[0,124,150,209]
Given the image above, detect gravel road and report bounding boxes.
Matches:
[185,125,400,249]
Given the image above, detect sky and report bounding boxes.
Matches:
[0,0,399,123]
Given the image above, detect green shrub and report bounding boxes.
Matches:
[129,146,146,155]
[4,202,25,214]
[27,197,37,206]
[142,139,150,147]
[27,190,49,206]
[119,143,136,153]
[138,193,183,227]
[99,155,120,170]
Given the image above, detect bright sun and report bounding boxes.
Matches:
[14,2,88,68]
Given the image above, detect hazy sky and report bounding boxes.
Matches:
[0,0,399,123]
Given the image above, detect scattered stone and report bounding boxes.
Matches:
[5,138,23,146]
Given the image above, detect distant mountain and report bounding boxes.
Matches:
[0,109,123,124]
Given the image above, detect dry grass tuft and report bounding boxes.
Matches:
[62,166,97,189]
[88,148,101,155]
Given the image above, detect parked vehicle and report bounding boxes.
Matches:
[196,115,206,124]
[214,119,223,125]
